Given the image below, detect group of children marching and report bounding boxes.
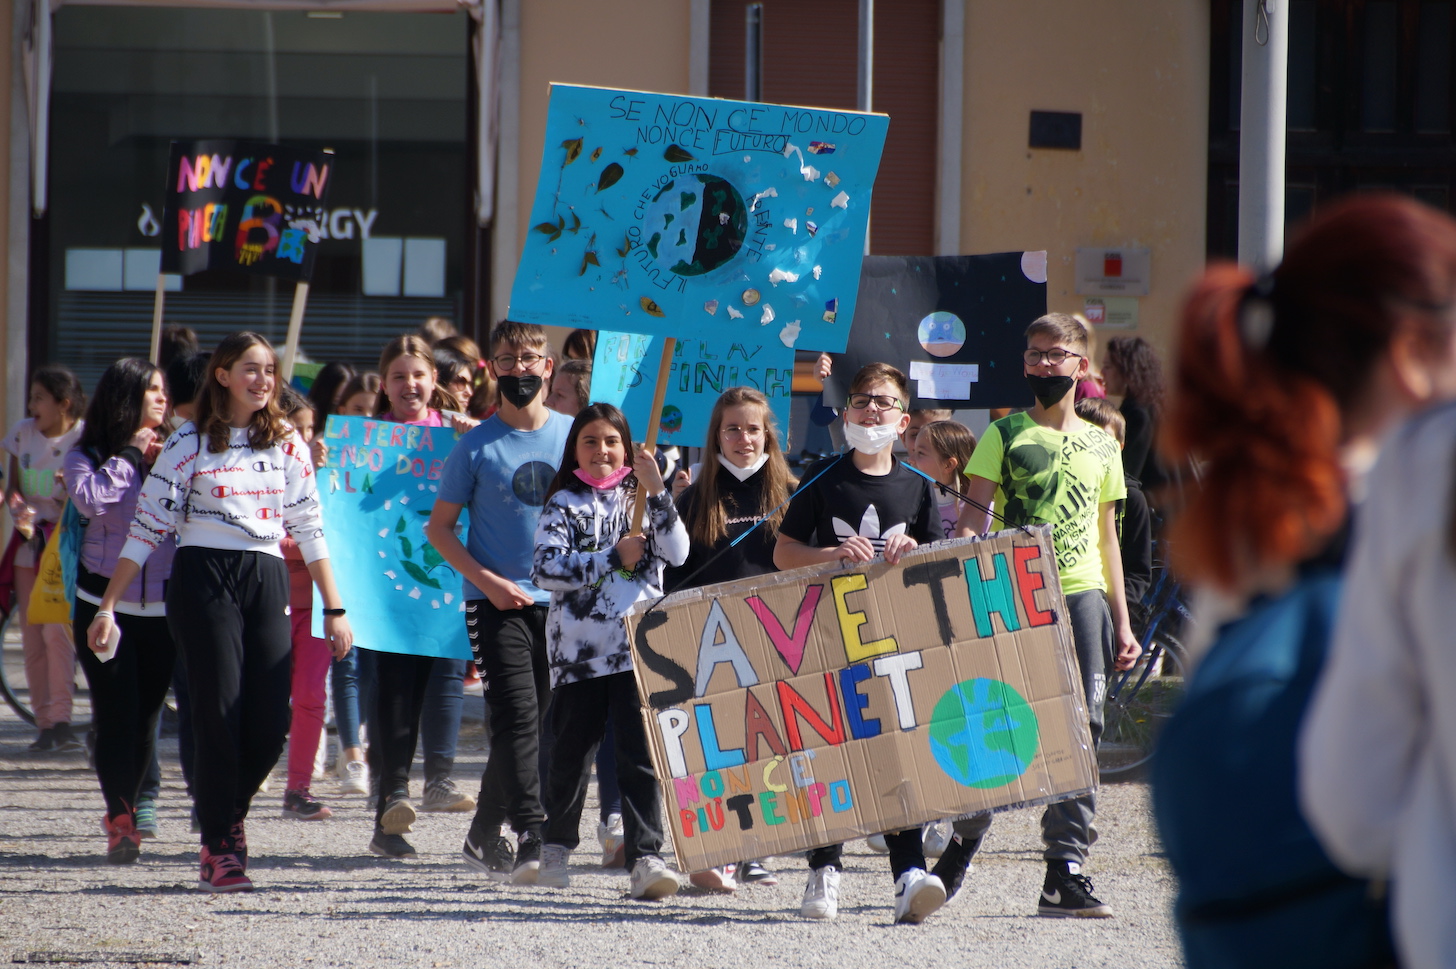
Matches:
[20,310,1137,923]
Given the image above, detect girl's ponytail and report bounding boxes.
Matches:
[1164,266,1343,588]
[1166,192,1456,589]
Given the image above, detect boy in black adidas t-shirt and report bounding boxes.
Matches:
[774,362,945,925]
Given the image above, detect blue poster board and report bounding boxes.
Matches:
[313,415,471,660]
[591,331,795,448]
[510,85,888,353]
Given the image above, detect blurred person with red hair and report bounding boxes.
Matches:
[1151,193,1456,969]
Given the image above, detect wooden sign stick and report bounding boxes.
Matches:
[280,280,311,383]
[148,273,167,364]
[628,336,677,537]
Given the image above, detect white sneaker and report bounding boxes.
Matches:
[801,867,841,919]
[687,866,737,892]
[866,833,889,854]
[339,760,369,796]
[597,813,625,868]
[922,820,952,859]
[538,844,572,888]
[893,867,947,925]
[629,855,681,900]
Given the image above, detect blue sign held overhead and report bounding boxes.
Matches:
[591,331,795,448]
[510,85,889,353]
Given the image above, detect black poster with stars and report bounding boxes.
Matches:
[824,253,1047,409]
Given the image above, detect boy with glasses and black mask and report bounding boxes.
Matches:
[774,362,947,925]
[938,312,1142,918]
[427,321,569,884]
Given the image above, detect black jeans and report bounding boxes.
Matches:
[367,648,433,823]
[466,600,551,837]
[73,598,176,819]
[807,829,927,880]
[166,548,292,848]
[542,671,663,869]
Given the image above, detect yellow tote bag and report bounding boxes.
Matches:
[28,502,72,624]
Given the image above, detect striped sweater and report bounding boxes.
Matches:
[120,422,328,567]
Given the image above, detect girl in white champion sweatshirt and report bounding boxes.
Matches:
[87,331,354,895]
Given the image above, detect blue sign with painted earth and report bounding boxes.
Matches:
[312,415,472,660]
[509,84,889,353]
[928,678,1041,789]
[591,330,796,447]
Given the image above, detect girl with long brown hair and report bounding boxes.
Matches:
[87,331,354,893]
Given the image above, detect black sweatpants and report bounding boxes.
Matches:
[807,829,927,880]
[73,598,176,819]
[166,547,292,848]
[466,600,551,837]
[368,648,434,824]
[542,671,664,869]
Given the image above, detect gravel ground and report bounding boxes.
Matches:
[0,703,1184,968]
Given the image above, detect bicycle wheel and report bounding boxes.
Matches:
[0,607,35,726]
[1098,639,1186,778]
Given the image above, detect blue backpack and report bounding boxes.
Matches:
[1151,566,1394,969]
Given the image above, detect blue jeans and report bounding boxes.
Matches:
[421,656,466,777]
[331,648,363,750]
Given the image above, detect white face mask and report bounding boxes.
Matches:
[843,420,900,455]
[718,452,768,482]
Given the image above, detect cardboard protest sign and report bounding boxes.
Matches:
[313,415,471,661]
[161,139,333,281]
[510,85,889,352]
[823,253,1049,409]
[590,331,795,447]
[625,527,1097,873]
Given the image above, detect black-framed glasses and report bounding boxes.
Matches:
[846,393,904,412]
[492,352,546,371]
[1022,348,1084,367]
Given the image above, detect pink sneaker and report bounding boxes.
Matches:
[105,813,140,865]
[199,845,253,893]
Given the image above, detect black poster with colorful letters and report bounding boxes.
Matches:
[160,139,333,281]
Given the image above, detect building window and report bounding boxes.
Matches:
[1208,0,1456,258]
[708,0,939,257]
[41,6,470,386]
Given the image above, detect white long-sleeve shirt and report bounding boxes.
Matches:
[121,421,328,567]
[1300,402,1456,969]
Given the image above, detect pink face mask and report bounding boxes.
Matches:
[573,466,633,491]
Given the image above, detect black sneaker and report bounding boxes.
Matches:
[51,722,85,754]
[1037,861,1113,918]
[461,829,513,882]
[370,827,417,860]
[28,728,54,752]
[931,834,975,901]
[281,788,333,821]
[511,832,542,885]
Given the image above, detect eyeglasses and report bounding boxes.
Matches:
[492,352,545,371]
[846,393,904,412]
[1022,348,1084,367]
[721,424,763,438]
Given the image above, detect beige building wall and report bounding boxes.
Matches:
[959,0,1209,357]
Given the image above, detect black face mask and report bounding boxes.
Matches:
[1026,373,1076,409]
[497,374,543,409]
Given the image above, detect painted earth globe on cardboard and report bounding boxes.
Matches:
[928,678,1040,789]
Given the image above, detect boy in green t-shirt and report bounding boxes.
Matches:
[934,313,1142,918]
